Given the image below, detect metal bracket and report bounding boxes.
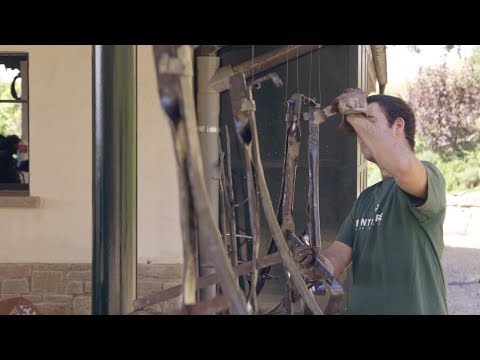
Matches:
[300,95,334,125]
[249,72,283,90]
[197,126,220,133]
[240,99,256,112]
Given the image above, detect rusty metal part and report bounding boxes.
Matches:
[306,106,321,249]
[244,153,260,313]
[0,297,40,315]
[250,72,283,90]
[219,129,247,299]
[280,94,303,238]
[302,95,336,125]
[219,151,229,266]
[230,73,323,315]
[133,251,284,310]
[300,105,324,314]
[224,127,239,268]
[153,45,248,315]
[256,93,302,296]
[219,138,232,264]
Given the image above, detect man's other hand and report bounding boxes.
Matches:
[331,88,368,135]
[293,245,334,281]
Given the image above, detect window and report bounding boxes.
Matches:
[0,53,29,194]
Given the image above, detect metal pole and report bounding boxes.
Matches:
[196,54,221,300]
[92,45,137,315]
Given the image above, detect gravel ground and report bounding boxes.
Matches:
[442,244,480,315]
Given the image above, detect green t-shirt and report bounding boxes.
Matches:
[337,161,447,315]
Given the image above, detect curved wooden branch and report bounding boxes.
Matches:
[153,45,249,315]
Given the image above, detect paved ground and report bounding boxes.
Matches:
[442,193,480,315]
[442,245,480,315]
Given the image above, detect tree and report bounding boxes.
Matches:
[404,45,460,54]
[406,61,480,151]
[468,45,480,81]
[0,80,21,136]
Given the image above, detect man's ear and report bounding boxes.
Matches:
[394,117,405,136]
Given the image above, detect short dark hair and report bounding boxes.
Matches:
[6,135,20,147]
[367,94,416,150]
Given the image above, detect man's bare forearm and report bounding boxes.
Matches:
[323,253,343,279]
[348,115,417,179]
[319,240,352,279]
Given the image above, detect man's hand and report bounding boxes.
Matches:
[293,244,334,281]
[331,88,368,135]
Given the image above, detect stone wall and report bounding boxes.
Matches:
[0,263,182,315]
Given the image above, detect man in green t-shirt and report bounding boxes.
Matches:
[294,90,448,315]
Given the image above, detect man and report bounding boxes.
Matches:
[294,89,448,315]
[0,134,21,184]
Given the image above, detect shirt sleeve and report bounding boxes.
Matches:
[399,161,446,223]
[336,200,357,248]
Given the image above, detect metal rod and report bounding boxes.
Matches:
[225,127,239,267]
[307,121,321,248]
[234,45,319,78]
[210,45,322,93]
[92,45,137,315]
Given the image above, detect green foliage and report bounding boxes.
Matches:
[468,45,480,81]
[367,161,382,187]
[403,45,460,54]
[0,80,21,136]
[407,45,421,53]
[366,135,480,193]
[458,168,480,189]
[367,46,480,193]
[415,136,480,193]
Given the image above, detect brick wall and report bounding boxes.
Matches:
[0,263,182,315]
